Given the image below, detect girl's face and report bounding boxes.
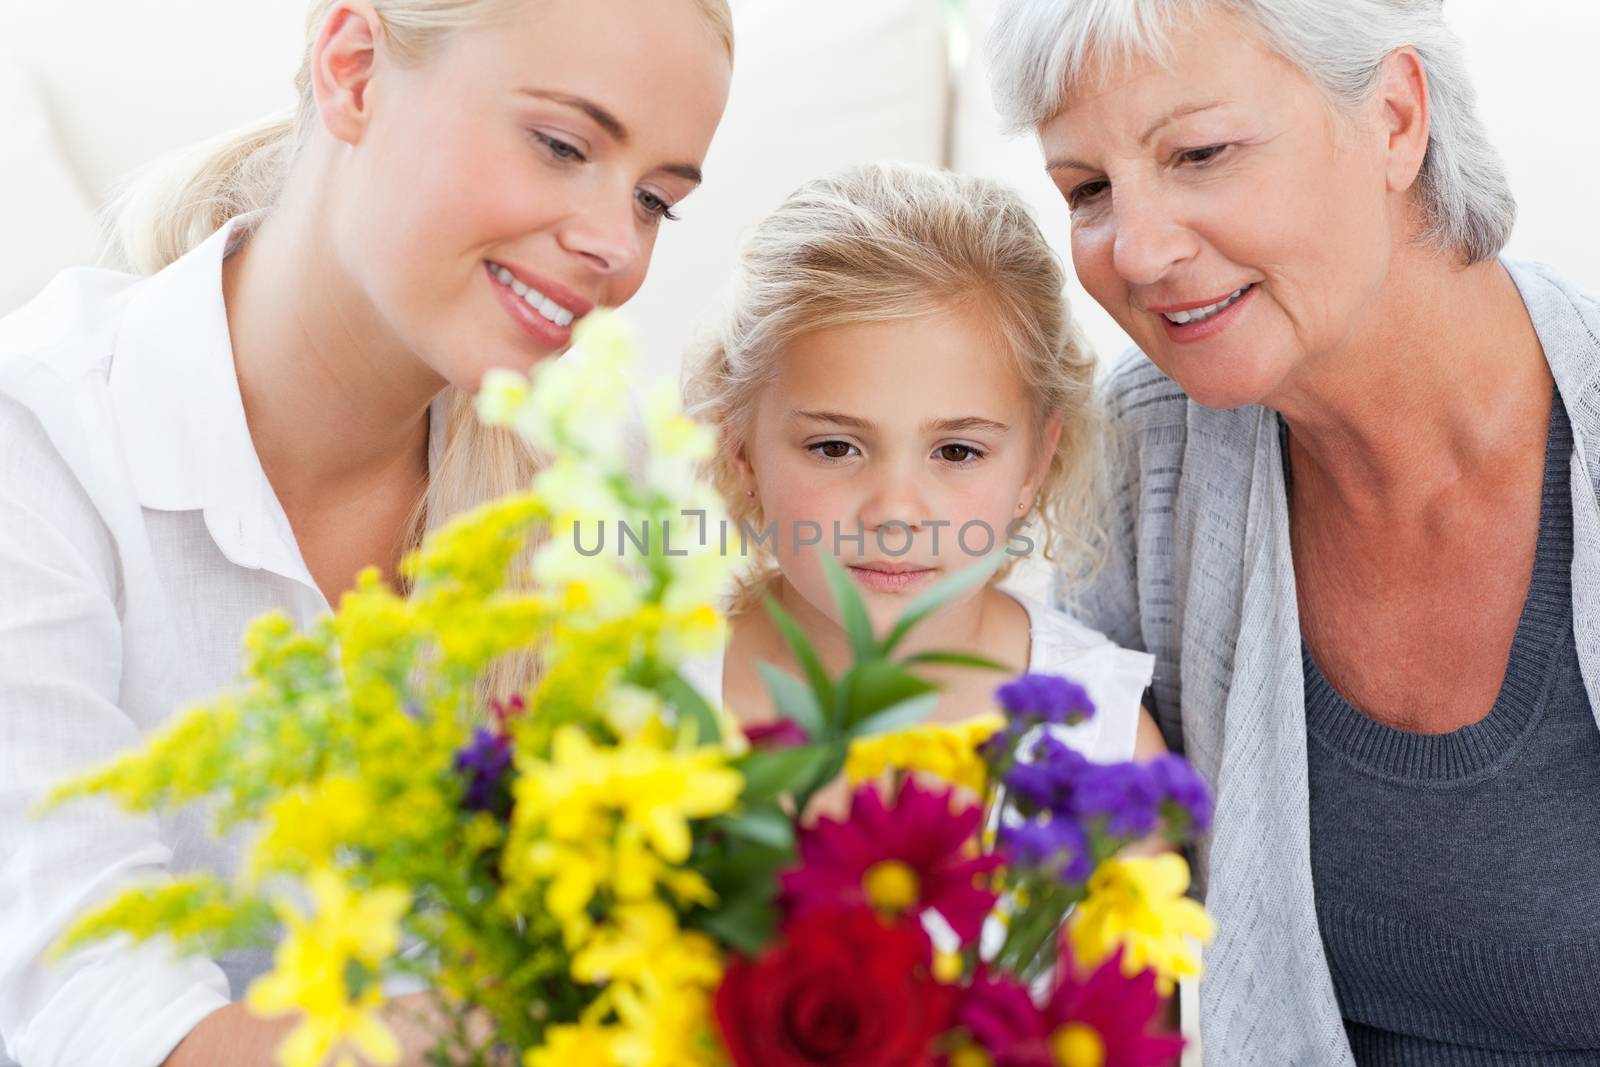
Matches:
[321,0,732,391]
[736,308,1062,636]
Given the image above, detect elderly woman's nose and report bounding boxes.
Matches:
[1110,192,1201,287]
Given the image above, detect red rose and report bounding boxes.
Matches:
[715,906,956,1067]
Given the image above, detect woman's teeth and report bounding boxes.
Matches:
[491,265,577,327]
[1163,285,1250,325]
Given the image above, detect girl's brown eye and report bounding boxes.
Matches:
[815,441,854,459]
[939,444,981,463]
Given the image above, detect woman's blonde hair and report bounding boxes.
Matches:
[683,162,1104,615]
[106,0,733,696]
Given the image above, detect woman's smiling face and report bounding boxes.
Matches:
[1040,5,1408,410]
[321,0,732,391]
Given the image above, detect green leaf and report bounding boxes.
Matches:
[841,660,938,728]
[719,806,795,850]
[881,552,1009,656]
[762,595,836,715]
[736,745,835,805]
[756,662,825,737]
[849,692,941,739]
[660,673,720,744]
[898,650,1011,672]
[697,893,779,956]
[818,553,878,662]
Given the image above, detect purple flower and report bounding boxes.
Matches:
[1002,735,1093,814]
[454,727,512,814]
[995,674,1097,728]
[998,818,1090,883]
[1147,754,1213,833]
[1072,762,1163,838]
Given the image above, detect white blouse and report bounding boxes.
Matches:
[679,590,1156,763]
[0,219,444,1067]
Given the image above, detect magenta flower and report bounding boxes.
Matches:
[950,946,1183,1067]
[779,779,1003,945]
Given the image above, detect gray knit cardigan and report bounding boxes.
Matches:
[1062,260,1600,1065]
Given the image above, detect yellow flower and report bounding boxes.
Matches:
[1068,854,1215,994]
[525,1021,622,1067]
[246,869,410,1067]
[250,777,376,879]
[504,728,741,945]
[845,714,1005,793]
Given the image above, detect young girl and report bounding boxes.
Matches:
[683,163,1163,765]
[0,2,731,1064]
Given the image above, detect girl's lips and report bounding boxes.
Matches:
[485,261,575,349]
[1157,282,1257,344]
[848,566,936,594]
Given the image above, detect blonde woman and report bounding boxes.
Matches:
[682,163,1164,765]
[0,1,732,1064]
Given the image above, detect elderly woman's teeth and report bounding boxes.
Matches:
[1165,286,1250,325]
[492,265,577,327]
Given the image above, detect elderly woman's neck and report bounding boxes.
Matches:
[1270,250,1551,515]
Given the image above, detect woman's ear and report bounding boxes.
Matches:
[1377,46,1431,196]
[310,2,383,146]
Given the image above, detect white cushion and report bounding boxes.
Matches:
[0,53,103,316]
[622,0,951,384]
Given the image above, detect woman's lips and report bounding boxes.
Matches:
[485,261,578,349]
[1156,282,1257,344]
[847,565,936,594]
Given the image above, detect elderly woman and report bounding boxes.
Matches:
[990,1,1600,1063]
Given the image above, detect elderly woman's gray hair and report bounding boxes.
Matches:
[989,0,1516,265]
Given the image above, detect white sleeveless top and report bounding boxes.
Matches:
[680,591,1155,763]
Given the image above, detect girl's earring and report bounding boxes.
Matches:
[746,490,756,498]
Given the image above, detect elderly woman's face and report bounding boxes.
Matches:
[1040,7,1399,409]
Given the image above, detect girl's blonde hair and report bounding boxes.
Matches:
[106,0,734,696]
[683,162,1104,615]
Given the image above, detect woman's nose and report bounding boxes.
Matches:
[556,184,644,278]
[1110,188,1201,287]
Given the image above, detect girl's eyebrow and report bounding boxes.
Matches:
[928,416,1010,435]
[790,410,1010,435]
[790,409,871,430]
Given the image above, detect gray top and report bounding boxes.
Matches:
[1063,260,1600,1066]
[1305,393,1600,1063]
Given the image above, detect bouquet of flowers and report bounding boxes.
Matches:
[47,314,1214,1067]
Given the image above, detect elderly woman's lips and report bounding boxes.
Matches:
[1157,283,1257,343]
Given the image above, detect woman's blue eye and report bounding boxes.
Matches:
[938,444,983,464]
[533,131,586,164]
[636,189,680,222]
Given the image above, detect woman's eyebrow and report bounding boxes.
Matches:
[1046,99,1230,172]
[517,88,706,185]
[519,88,629,141]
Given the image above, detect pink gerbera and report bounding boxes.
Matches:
[779,778,1002,945]
[950,946,1184,1067]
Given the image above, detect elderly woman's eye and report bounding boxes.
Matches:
[1068,179,1109,209]
[1178,145,1229,166]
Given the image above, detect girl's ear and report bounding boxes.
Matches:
[723,427,758,498]
[1020,412,1065,503]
